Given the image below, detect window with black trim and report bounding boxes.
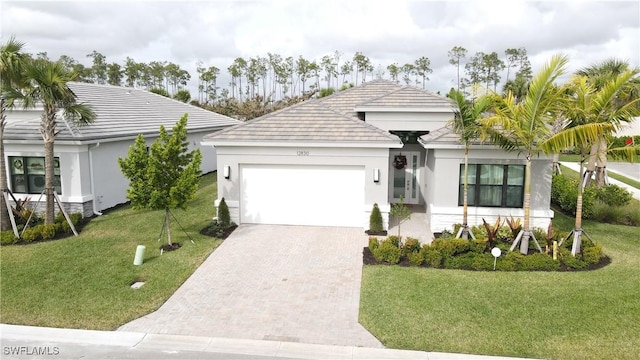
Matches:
[9,156,61,194]
[458,164,524,208]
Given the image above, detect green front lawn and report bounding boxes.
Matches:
[0,173,221,330]
[360,211,640,360]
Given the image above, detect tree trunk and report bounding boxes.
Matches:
[583,142,598,187]
[519,154,532,255]
[41,107,57,224]
[166,209,172,245]
[571,159,586,256]
[551,152,561,175]
[0,99,11,231]
[458,147,470,240]
[595,135,608,186]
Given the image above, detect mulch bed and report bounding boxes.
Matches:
[199,224,237,240]
[160,243,181,252]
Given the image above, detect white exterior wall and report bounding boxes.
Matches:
[213,145,392,229]
[4,130,219,216]
[426,148,553,232]
[365,112,450,132]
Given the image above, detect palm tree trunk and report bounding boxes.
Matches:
[595,135,608,186]
[519,154,532,254]
[583,142,598,187]
[551,152,561,175]
[571,159,585,256]
[0,99,11,231]
[458,147,470,239]
[41,107,57,224]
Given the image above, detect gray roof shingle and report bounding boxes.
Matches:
[357,86,454,109]
[206,80,455,146]
[5,82,241,142]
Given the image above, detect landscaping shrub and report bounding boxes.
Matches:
[496,225,513,242]
[624,203,640,226]
[594,184,632,207]
[217,197,231,228]
[386,235,401,248]
[402,237,421,255]
[40,224,57,240]
[369,203,384,233]
[421,245,442,268]
[559,249,588,270]
[470,224,487,240]
[368,236,380,251]
[372,237,401,264]
[517,253,560,271]
[444,252,475,269]
[471,253,495,271]
[0,231,19,245]
[21,226,41,243]
[407,251,424,266]
[470,240,486,254]
[551,174,596,218]
[582,244,604,265]
[591,201,625,224]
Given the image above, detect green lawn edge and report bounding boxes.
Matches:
[0,172,221,330]
[359,207,640,360]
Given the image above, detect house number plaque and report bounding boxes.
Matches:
[296,150,309,156]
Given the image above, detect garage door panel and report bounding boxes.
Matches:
[240,165,364,227]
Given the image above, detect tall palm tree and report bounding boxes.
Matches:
[577,59,640,186]
[10,59,96,224]
[0,36,28,232]
[481,54,580,254]
[559,74,640,255]
[447,89,493,239]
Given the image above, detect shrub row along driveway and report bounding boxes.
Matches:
[119,224,382,348]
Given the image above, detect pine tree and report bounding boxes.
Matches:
[369,203,384,233]
[217,197,231,228]
[118,114,202,245]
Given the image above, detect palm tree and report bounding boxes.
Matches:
[577,59,640,186]
[559,74,640,255]
[447,89,493,239]
[0,36,28,232]
[10,59,96,224]
[481,54,572,254]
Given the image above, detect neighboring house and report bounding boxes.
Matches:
[202,80,553,233]
[4,82,241,217]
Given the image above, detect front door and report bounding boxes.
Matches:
[390,151,420,204]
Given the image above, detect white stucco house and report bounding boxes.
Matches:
[202,80,553,233]
[3,82,241,217]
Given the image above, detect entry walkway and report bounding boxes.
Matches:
[118,225,381,348]
[386,204,433,244]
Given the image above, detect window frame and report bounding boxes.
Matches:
[458,163,524,208]
[9,156,62,195]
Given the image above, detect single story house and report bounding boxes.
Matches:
[202,80,553,233]
[3,82,241,217]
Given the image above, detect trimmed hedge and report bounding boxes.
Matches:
[0,212,84,246]
[366,231,607,271]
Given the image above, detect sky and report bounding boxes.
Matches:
[1,0,639,97]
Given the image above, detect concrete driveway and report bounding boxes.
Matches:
[118,225,382,348]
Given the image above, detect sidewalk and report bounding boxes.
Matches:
[559,162,640,200]
[0,324,537,360]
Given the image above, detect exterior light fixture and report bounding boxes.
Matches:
[223,165,230,179]
[373,168,380,183]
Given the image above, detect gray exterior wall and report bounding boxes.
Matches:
[425,148,553,232]
[365,111,450,132]
[213,145,392,229]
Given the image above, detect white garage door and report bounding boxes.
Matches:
[240,165,364,227]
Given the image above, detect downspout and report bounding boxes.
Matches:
[88,142,102,216]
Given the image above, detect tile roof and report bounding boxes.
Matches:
[357,86,454,109]
[206,80,454,146]
[4,82,241,142]
[203,100,400,144]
